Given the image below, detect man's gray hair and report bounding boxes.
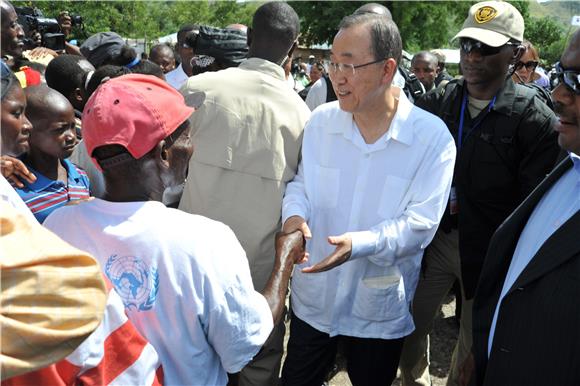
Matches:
[338,13,402,65]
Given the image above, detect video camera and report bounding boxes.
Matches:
[15,7,82,52]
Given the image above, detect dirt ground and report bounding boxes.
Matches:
[283,295,459,386]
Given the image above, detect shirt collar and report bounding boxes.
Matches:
[388,91,414,146]
[238,57,286,82]
[23,159,80,192]
[330,91,415,147]
[570,152,580,178]
[457,77,517,117]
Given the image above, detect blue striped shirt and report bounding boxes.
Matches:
[16,159,91,223]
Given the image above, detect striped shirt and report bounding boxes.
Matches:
[3,288,164,386]
[15,159,90,223]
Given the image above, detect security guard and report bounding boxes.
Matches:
[399,2,560,386]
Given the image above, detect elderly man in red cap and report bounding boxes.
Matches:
[43,74,305,386]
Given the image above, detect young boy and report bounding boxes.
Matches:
[15,85,90,222]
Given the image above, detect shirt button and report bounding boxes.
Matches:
[365,153,370,158]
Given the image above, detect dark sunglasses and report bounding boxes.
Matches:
[515,60,539,70]
[554,62,580,95]
[459,38,518,57]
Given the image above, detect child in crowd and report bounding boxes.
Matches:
[15,85,90,222]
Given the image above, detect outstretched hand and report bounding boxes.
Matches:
[1,156,36,188]
[302,234,352,273]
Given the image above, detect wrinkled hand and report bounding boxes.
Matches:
[302,234,352,273]
[282,215,312,239]
[275,229,307,265]
[1,156,36,188]
[26,47,59,60]
[458,352,475,386]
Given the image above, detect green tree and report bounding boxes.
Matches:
[290,1,473,52]
[525,17,566,65]
[12,1,260,42]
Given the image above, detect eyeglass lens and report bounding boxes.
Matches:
[516,61,538,70]
[555,62,580,95]
[459,38,504,57]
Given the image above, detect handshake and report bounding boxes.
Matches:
[275,229,307,267]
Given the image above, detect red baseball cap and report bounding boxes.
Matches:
[82,74,195,167]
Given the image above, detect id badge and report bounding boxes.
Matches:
[449,186,458,215]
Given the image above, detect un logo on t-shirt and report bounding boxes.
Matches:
[105,254,159,312]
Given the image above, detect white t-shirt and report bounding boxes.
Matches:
[44,199,273,386]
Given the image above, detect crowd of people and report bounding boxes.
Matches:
[1,0,579,385]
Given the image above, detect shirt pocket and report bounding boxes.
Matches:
[352,274,407,322]
[378,175,411,219]
[291,270,325,312]
[314,165,340,209]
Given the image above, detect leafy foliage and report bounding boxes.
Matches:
[10,0,574,65]
[12,1,260,42]
[290,1,473,51]
[525,17,567,65]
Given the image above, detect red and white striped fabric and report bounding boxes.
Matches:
[3,289,163,386]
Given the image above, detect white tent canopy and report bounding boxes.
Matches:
[157,32,177,45]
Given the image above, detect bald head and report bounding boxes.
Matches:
[150,44,174,60]
[412,51,438,68]
[0,0,13,18]
[25,85,73,122]
[353,3,393,20]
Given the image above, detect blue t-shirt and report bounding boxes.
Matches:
[16,158,91,223]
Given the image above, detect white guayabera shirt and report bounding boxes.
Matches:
[283,93,456,339]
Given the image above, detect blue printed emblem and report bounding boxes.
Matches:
[105,255,159,312]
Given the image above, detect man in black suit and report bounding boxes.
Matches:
[466,29,580,386]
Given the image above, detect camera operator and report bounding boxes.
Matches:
[57,11,83,56]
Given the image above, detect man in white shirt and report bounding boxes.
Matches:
[165,24,198,90]
[280,13,455,386]
[43,74,305,386]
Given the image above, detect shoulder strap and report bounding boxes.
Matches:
[435,78,462,118]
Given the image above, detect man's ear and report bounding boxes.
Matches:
[154,139,170,169]
[383,58,398,85]
[73,87,83,104]
[287,40,298,59]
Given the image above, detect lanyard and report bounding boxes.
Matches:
[458,92,497,150]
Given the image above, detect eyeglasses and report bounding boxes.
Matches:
[515,61,539,71]
[554,62,580,95]
[328,58,386,78]
[459,38,518,57]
